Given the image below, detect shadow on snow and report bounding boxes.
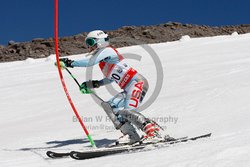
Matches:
[17,138,116,151]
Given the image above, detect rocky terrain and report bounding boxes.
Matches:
[0,22,250,62]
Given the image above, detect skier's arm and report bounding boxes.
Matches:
[57,54,109,68]
[71,56,97,67]
[71,48,116,67]
[80,78,113,94]
[98,78,114,86]
[82,78,113,88]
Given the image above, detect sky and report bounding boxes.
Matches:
[0,0,249,45]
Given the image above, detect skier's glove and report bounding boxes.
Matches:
[54,61,66,70]
[79,80,100,94]
[79,82,92,94]
[79,85,93,94]
[59,58,74,68]
[55,58,74,69]
[83,80,101,88]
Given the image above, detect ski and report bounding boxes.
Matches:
[46,151,70,158]
[69,133,211,160]
[45,136,186,159]
[46,133,211,159]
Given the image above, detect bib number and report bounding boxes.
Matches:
[110,62,129,83]
[111,73,121,81]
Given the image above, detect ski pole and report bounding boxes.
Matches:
[65,67,104,102]
[65,68,81,87]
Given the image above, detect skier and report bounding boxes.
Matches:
[57,30,162,144]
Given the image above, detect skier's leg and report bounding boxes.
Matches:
[101,101,123,129]
[101,92,126,129]
[118,76,149,129]
[102,92,141,144]
[118,76,162,138]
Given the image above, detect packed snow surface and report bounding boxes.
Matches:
[1,33,250,166]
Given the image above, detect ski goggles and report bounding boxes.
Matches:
[85,38,97,47]
[85,37,109,47]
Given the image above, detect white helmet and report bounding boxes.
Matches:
[85,30,109,49]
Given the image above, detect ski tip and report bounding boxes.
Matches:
[46,151,70,158]
[70,151,81,160]
[204,133,212,137]
[46,151,55,158]
[190,133,212,140]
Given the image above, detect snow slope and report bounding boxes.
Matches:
[1,33,250,167]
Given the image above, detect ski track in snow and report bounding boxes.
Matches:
[1,33,250,166]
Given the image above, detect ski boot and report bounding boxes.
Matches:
[140,120,166,143]
[116,122,141,145]
[142,120,176,143]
